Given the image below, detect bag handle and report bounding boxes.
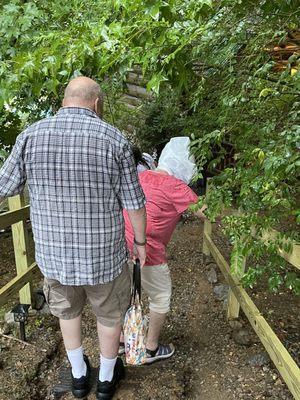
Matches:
[132,258,141,302]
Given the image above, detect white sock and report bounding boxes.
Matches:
[99,354,117,382]
[66,346,87,379]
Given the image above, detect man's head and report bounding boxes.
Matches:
[63,77,103,117]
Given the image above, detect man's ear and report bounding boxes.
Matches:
[62,98,66,107]
[94,97,103,118]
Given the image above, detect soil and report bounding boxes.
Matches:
[0,217,299,400]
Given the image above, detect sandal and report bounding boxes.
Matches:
[145,343,175,364]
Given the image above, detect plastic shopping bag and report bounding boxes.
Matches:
[123,260,147,365]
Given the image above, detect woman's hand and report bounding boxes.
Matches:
[195,204,208,220]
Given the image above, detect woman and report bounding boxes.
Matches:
[123,137,207,363]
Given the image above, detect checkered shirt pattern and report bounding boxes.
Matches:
[0,107,145,285]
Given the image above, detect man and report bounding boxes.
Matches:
[0,77,147,399]
[123,137,206,363]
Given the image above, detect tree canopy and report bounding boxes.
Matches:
[0,0,299,293]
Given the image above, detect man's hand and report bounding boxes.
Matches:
[126,206,147,267]
[132,243,146,268]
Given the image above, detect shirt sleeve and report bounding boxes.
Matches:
[117,142,146,210]
[171,180,199,214]
[0,134,26,198]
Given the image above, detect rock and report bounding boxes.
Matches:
[228,319,243,330]
[247,352,270,367]
[232,328,254,346]
[222,297,228,309]
[28,308,38,316]
[204,256,215,265]
[0,322,12,335]
[4,312,15,324]
[38,303,51,315]
[205,266,217,284]
[213,284,229,301]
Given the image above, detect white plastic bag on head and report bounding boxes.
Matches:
[157,137,197,184]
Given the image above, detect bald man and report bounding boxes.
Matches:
[0,77,147,399]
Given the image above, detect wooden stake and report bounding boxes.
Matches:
[0,333,47,352]
[8,194,32,305]
[202,178,212,257]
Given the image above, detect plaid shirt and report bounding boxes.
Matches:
[0,107,145,285]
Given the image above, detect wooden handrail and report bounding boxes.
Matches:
[260,229,300,271]
[0,205,30,230]
[222,208,300,270]
[203,231,300,400]
[0,262,40,307]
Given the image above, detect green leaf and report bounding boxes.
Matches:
[259,88,273,98]
[147,73,168,94]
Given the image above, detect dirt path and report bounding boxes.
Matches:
[48,219,294,400]
[0,218,297,399]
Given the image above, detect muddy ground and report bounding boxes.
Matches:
[0,218,299,400]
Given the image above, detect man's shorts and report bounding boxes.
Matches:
[43,264,131,327]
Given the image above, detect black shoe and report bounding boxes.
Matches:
[71,355,91,398]
[96,357,125,399]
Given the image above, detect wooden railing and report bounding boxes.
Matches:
[0,193,40,307]
[202,206,300,399]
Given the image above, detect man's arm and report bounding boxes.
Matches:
[117,141,147,265]
[126,207,147,267]
[0,134,26,199]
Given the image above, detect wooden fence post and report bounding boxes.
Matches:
[8,193,32,305]
[227,242,246,320]
[202,178,212,257]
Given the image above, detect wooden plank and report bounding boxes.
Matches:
[0,262,40,307]
[8,194,32,305]
[261,229,300,271]
[120,94,142,107]
[0,206,30,230]
[202,219,212,257]
[126,83,152,99]
[202,178,212,257]
[227,252,246,320]
[222,208,300,271]
[204,231,300,400]
[126,72,146,86]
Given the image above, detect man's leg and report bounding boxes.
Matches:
[86,264,130,388]
[43,279,89,397]
[60,315,87,379]
[60,315,82,349]
[97,322,122,382]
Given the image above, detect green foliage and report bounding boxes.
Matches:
[135,91,188,153]
[0,0,299,293]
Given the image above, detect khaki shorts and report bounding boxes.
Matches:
[43,264,131,327]
[129,263,172,314]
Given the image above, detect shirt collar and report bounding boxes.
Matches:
[57,107,99,119]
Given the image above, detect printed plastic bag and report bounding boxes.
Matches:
[123,260,147,365]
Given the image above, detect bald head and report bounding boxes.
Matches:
[63,77,103,116]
